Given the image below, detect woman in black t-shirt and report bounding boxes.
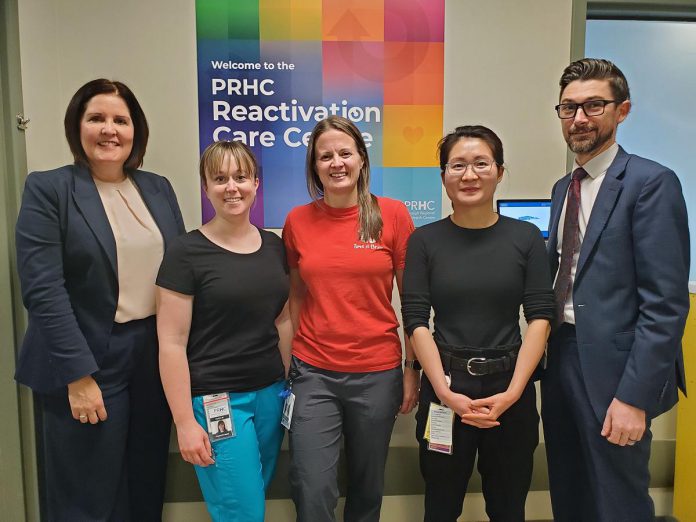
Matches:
[402,125,554,522]
[156,141,291,522]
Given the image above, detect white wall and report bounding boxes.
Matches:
[443,0,571,205]
[18,0,202,229]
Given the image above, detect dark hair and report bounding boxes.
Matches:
[438,125,504,172]
[199,140,258,187]
[559,58,630,103]
[306,116,382,242]
[64,79,149,171]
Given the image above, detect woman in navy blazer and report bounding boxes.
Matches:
[15,79,185,521]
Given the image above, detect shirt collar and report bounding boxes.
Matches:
[572,142,619,180]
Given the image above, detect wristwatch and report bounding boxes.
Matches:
[404,359,422,371]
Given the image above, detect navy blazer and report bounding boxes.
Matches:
[548,146,689,421]
[15,164,186,393]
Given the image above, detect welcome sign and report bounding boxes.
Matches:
[196,0,444,228]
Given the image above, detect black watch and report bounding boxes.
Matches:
[404,359,422,371]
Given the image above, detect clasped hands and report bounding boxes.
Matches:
[442,389,518,429]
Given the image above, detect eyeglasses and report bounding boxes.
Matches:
[555,99,617,119]
[445,160,497,176]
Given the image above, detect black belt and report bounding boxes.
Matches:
[438,346,519,376]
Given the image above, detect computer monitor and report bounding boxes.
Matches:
[496,199,552,239]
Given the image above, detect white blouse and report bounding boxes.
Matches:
[94,176,164,323]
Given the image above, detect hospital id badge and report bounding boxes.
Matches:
[203,393,235,442]
[281,392,295,430]
[426,402,454,454]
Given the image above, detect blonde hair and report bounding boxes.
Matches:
[199,140,258,186]
[305,116,382,242]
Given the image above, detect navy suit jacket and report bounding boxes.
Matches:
[15,164,186,393]
[548,146,689,421]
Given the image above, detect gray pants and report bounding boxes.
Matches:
[289,357,403,522]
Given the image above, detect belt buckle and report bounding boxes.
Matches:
[466,357,487,376]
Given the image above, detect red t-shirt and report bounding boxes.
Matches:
[283,197,415,372]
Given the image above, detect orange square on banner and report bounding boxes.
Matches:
[383,105,443,167]
[384,42,443,105]
[322,0,384,42]
[260,0,322,41]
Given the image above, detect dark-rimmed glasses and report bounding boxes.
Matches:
[555,99,617,119]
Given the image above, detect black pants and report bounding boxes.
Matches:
[37,317,171,522]
[415,369,539,522]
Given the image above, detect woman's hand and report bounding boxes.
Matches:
[400,368,420,414]
[442,390,498,429]
[463,391,519,426]
[176,419,215,467]
[67,375,108,424]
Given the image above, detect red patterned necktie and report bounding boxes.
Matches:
[554,167,588,326]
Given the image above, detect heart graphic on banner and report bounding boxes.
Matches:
[403,126,423,143]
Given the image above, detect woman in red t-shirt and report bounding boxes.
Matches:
[283,116,418,521]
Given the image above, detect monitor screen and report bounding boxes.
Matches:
[496,199,551,239]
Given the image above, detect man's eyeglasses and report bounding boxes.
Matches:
[555,99,617,119]
[445,160,497,176]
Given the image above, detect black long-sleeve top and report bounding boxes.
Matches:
[402,216,554,350]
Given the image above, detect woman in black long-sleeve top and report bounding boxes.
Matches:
[402,125,554,522]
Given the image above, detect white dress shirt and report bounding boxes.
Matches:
[555,142,619,324]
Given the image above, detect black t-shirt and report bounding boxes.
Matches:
[156,228,289,395]
[402,216,554,349]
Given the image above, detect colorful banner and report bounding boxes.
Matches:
[196,0,444,228]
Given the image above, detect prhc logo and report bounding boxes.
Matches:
[404,200,436,211]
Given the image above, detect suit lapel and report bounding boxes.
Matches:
[130,171,177,247]
[71,165,118,276]
[548,175,571,252]
[575,148,628,278]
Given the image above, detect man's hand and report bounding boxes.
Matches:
[601,397,646,446]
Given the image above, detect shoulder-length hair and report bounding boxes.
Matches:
[305,116,382,242]
[64,79,149,171]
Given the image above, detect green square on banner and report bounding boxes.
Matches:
[196,0,259,40]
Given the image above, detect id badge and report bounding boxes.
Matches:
[203,393,235,442]
[281,392,295,430]
[426,402,454,454]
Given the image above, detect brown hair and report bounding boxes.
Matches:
[199,140,258,187]
[64,79,149,171]
[559,58,630,103]
[305,116,382,242]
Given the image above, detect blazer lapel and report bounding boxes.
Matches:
[71,165,118,276]
[575,148,628,278]
[130,171,178,247]
[548,175,571,253]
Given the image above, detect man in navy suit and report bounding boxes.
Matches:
[542,58,690,521]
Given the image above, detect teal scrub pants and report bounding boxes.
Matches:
[192,380,285,522]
